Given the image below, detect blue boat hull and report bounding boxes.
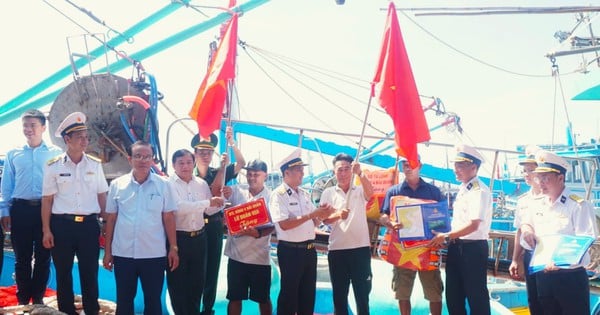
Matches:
[0,246,562,315]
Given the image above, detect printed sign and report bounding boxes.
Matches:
[391,196,450,241]
[224,198,271,235]
[529,234,595,274]
[361,168,399,219]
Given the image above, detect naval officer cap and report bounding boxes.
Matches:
[278,148,308,173]
[55,111,88,137]
[534,150,569,175]
[451,144,483,166]
[519,145,542,165]
[190,133,218,150]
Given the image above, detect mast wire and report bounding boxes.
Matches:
[397,9,579,78]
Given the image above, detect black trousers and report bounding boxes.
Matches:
[51,215,100,315]
[328,246,372,315]
[276,241,317,315]
[201,214,224,315]
[114,256,166,315]
[536,267,589,315]
[445,240,490,315]
[167,231,207,315]
[523,250,543,315]
[10,201,50,304]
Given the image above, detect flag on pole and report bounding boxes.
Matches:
[189,13,238,139]
[371,2,430,169]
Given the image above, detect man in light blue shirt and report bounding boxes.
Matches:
[103,140,179,315]
[0,109,62,305]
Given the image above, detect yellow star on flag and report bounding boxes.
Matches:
[394,242,430,269]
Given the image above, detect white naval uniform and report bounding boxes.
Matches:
[521,187,598,268]
[514,190,545,251]
[42,153,108,214]
[514,190,545,229]
[451,177,492,240]
[269,182,316,242]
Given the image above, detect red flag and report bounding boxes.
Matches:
[371,2,430,169]
[189,13,238,139]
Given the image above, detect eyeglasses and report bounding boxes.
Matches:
[132,154,153,161]
[196,149,214,157]
[534,172,558,183]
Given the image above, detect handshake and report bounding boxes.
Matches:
[314,203,352,223]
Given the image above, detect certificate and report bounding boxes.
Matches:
[528,234,595,274]
[394,201,450,241]
[224,198,272,235]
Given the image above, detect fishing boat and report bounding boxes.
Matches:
[2,1,600,314]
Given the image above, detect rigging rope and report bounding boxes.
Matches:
[238,43,360,147]
[245,44,388,118]
[0,0,193,124]
[397,9,579,78]
[171,0,210,18]
[246,44,389,135]
[43,0,114,49]
[63,0,133,43]
[243,43,461,126]
[246,45,372,91]
[240,41,464,151]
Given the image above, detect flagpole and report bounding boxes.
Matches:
[222,79,234,199]
[343,94,374,210]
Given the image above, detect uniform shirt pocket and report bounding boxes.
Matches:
[56,174,74,189]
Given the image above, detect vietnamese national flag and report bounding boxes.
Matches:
[371,2,430,169]
[189,13,238,139]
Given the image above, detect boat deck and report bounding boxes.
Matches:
[2,227,600,314]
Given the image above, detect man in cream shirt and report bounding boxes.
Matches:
[167,149,224,315]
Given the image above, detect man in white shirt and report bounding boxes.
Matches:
[167,149,224,315]
[508,145,544,315]
[269,149,334,315]
[521,150,598,315]
[41,112,108,315]
[320,153,373,315]
[429,144,492,315]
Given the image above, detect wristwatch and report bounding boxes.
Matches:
[444,235,451,245]
[170,245,179,252]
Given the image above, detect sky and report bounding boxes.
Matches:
[1,0,600,178]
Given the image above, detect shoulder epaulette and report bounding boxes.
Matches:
[466,181,480,191]
[86,154,102,163]
[276,186,287,195]
[569,194,584,203]
[47,155,62,166]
